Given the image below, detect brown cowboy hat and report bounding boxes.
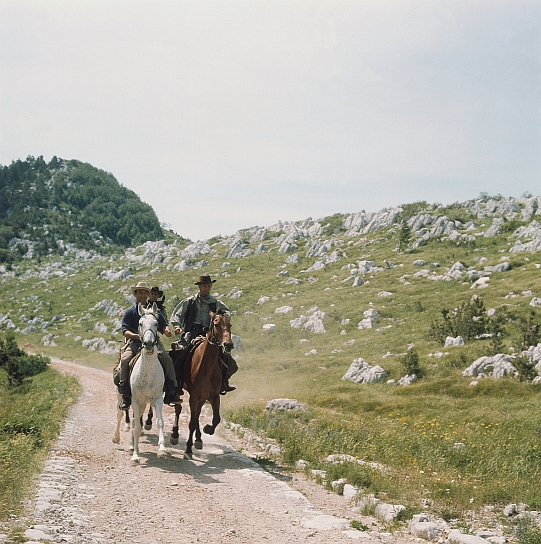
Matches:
[130,281,151,295]
[150,286,164,297]
[194,275,216,285]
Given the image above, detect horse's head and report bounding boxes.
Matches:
[138,303,159,353]
[208,312,234,354]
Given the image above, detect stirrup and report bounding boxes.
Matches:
[164,392,183,406]
[220,385,236,395]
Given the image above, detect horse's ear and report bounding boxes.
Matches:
[209,311,216,318]
[138,303,144,316]
[152,302,158,315]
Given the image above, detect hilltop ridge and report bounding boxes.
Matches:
[0,156,168,262]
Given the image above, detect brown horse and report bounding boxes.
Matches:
[170,313,233,459]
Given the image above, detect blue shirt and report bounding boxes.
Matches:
[122,304,167,335]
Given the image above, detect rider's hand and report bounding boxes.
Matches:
[174,326,182,335]
[164,326,172,338]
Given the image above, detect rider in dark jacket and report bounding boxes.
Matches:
[170,275,237,394]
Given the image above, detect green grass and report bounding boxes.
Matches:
[0,208,540,520]
[227,374,541,514]
[0,367,80,520]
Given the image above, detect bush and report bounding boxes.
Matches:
[399,349,423,378]
[516,310,540,352]
[0,332,49,387]
[513,356,538,383]
[428,296,487,344]
[0,332,23,367]
[399,222,412,250]
[515,516,541,544]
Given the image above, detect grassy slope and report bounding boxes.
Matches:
[0,367,80,520]
[1,205,540,517]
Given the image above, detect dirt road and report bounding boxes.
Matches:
[4,359,409,544]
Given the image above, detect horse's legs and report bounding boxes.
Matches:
[185,399,204,458]
[203,394,221,436]
[144,407,153,431]
[194,403,203,450]
[131,401,143,464]
[170,403,182,445]
[151,397,167,458]
[113,393,123,443]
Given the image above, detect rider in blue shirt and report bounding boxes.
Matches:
[118,281,182,410]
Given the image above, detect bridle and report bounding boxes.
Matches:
[138,312,159,352]
[207,314,233,354]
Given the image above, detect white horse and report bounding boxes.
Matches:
[129,303,167,463]
[112,391,153,445]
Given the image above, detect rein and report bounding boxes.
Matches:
[206,316,231,353]
[138,313,159,348]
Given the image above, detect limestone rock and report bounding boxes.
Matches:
[265,398,308,413]
[342,358,387,384]
[462,354,516,378]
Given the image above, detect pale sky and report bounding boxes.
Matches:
[1,1,540,241]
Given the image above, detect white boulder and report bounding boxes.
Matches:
[444,336,464,347]
[342,358,387,384]
[462,354,516,378]
[265,398,308,413]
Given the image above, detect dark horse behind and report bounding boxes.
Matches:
[169,313,234,458]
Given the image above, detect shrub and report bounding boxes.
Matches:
[350,520,369,531]
[428,296,487,344]
[0,332,49,387]
[399,349,423,378]
[0,332,26,368]
[515,515,541,544]
[399,222,412,250]
[516,310,540,352]
[6,354,49,387]
[513,356,538,383]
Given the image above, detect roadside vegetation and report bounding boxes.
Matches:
[0,334,79,520]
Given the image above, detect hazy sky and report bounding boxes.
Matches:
[1,1,540,241]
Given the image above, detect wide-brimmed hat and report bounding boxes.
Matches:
[194,275,216,285]
[150,286,164,296]
[131,281,151,295]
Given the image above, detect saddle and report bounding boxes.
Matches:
[169,338,238,385]
[112,345,142,388]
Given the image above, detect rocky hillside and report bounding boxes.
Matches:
[1,192,541,519]
[0,156,168,263]
[1,193,540,367]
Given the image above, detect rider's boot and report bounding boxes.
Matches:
[220,369,236,395]
[163,378,183,406]
[119,381,131,411]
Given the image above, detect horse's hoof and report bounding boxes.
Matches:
[203,424,215,435]
[131,457,140,465]
[112,436,120,444]
[144,423,152,431]
[157,449,167,459]
[194,440,203,450]
[183,452,193,460]
[169,436,178,446]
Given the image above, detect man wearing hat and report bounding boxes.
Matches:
[118,281,182,410]
[170,275,237,394]
[148,286,168,324]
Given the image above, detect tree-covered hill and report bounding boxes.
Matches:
[0,156,165,262]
